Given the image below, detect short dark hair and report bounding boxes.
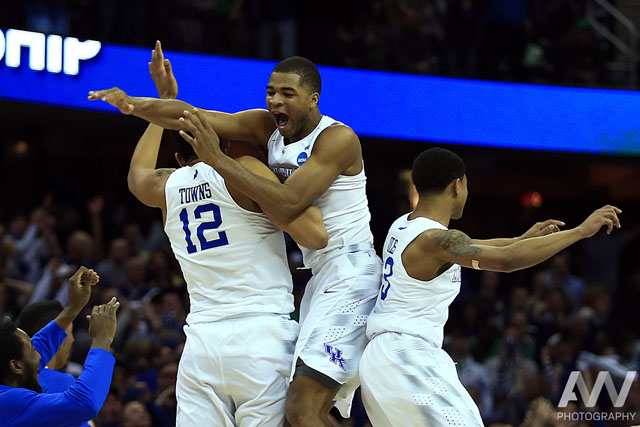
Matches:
[0,320,22,383]
[412,147,466,195]
[167,130,197,164]
[273,56,322,94]
[17,301,63,337]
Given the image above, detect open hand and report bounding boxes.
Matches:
[578,205,622,238]
[521,219,565,239]
[149,40,178,99]
[68,266,99,312]
[88,87,134,114]
[179,108,222,164]
[87,297,120,345]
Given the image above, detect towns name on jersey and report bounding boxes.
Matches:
[179,183,212,204]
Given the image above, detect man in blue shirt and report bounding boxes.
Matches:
[17,300,91,426]
[0,266,120,427]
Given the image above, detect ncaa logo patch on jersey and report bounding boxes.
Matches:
[296,152,308,166]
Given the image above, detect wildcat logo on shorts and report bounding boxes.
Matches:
[296,152,308,166]
[325,344,346,371]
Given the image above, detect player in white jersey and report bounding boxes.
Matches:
[90,50,382,427]
[123,44,329,427]
[359,147,622,427]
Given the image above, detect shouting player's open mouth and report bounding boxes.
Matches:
[272,112,289,131]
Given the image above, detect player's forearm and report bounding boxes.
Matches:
[502,228,585,272]
[214,154,305,217]
[54,306,81,331]
[131,97,192,129]
[129,123,163,174]
[280,206,328,250]
[473,237,519,247]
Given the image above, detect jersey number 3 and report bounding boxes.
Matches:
[179,203,229,254]
[380,256,394,300]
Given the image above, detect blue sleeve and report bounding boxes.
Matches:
[31,320,67,372]
[0,349,115,427]
[39,368,77,393]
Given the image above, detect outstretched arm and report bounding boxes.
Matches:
[472,219,565,247]
[422,206,621,273]
[179,108,361,218]
[88,41,275,146]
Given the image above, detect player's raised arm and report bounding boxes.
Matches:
[88,41,274,146]
[422,205,621,273]
[234,156,328,250]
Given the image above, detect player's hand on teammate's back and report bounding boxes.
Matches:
[67,266,99,312]
[578,205,622,237]
[87,297,120,349]
[179,108,223,163]
[520,219,566,239]
[149,40,178,99]
[88,87,134,114]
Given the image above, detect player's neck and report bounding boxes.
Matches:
[286,110,323,143]
[410,198,451,228]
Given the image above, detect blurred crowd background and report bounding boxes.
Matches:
[0,0,637,88]
[2,1,640,426]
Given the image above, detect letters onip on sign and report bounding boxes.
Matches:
[0,29,100,75]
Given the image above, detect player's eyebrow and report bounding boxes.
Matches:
[266,85,297,93]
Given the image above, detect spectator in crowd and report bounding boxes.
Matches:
[0,267,119,426]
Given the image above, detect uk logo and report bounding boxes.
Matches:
[325,344,346,371]
[297,152,308,166]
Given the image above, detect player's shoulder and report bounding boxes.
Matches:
[416,228,472,253]
[315,122,360,154]
[322,121,357,139]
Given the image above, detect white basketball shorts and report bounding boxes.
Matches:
[360,332,483,427]
[176,314,299,427]
[293,245,382,417]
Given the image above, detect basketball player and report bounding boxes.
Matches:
[90,47,381,427]
[124,44,329,426]
[359,147,622,426]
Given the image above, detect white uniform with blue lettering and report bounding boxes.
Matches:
[164,162,299,427]
[267,115,382,417]
[360,214,483,426]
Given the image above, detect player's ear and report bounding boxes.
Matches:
[175,153,186,167]
[9,359,23,375]
[310,92,319,108]
[452,178,462,196]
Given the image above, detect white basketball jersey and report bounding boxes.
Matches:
[267,115,374,267]
[366,214,462,348]
[164,162,294,324]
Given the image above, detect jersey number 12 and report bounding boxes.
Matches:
[179,203,229,254]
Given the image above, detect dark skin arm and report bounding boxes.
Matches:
[54,267,99,331]
[472,219,565,247]
[88,90,275,147]
[403,205,621,280]
[178,108,363,218]
[234,156,328,250]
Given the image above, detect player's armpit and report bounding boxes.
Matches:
[235,156,328,249]
[128,168,173,209]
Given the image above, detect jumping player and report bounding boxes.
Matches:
[90,47,381,427]
[124,44,329,426]
[359,147,622,426]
